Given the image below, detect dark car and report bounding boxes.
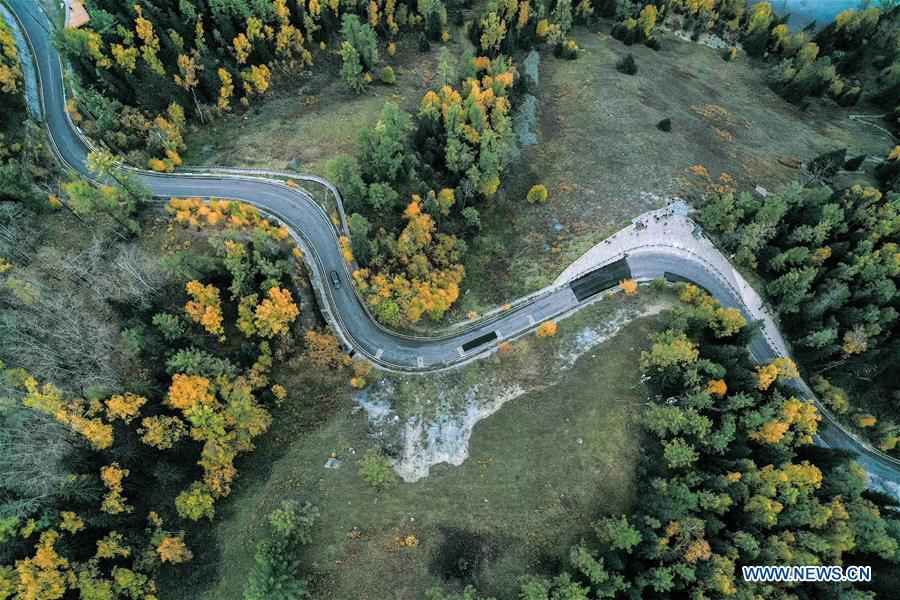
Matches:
[330,270,341,288]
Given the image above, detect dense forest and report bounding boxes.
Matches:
[2,0,900,598]
[698,161,900,456]
[429,286,900,599]
[57,0,900,328]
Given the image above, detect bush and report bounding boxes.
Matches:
[526,184,549,204]
[359,448,398,489]
[418,33,431,53]
[380,66,396,84]
[536,321,558,337]
[722,47,737,62]
[844,154,866,172]
[268,500,319,544]
[244,542,309,600]
[616,53,637,75]
[657,118,672,132]
[243,501,319,600]
[611,22,637,45]
[554,39,579,60]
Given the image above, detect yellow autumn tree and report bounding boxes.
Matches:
[15,530,70,600]
[620,278,638,295]
[706,379,727,397]
[304,330,352,369]
[242,63,272,96]
[0,18,22,95]
[157,535,192,564]
[104,393,147,424]
[217,67,234,111]
[20,374,113,450]
[755,357,799,391]
[271,384,288,401]
[349,358,374,389]
[59,512,84,535]
[855,413,877,428]
[100,464,132,515]
[233,33,251,64]
[254,287,300,338]
[536,321,558,337]
[95,531,130,559]
[138,415,187,449]
[750,397,820,445]
[184,280,224,336]
[175,482,216,521]
[134,5,165,75]
[166,374,215,412]
[339,235,354,263]
[138,415,187,450]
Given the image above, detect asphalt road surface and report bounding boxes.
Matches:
[7,0,899,496]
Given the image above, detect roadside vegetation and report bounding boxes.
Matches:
[428,285,900,599]
[2,1,900,600]
[695,152,900,457]
[163,287,663,600]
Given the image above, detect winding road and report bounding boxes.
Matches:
[6,0,900,497]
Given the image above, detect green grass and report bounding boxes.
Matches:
[454,23,892,318]
[183,27,475,177]
[159,289,671,600]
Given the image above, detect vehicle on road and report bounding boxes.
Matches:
[330,270,341,288]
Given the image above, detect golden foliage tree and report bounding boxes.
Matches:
[253,287,300,338]
[184,280,225,336]
[304,330,351,369]
[104,393,147,424]
[620,278,638,295]
[100,464,132,515]
[157,535,192,564]
[14,531,70,600]
[536,321,558,337]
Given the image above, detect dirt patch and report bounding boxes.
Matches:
[431,527,506,586]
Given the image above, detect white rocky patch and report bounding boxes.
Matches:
[355,303,667,482]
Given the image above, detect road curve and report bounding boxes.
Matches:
[7,0,900,496]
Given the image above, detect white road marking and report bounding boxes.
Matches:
[375,348,383,359]
[417,356,424,368]
[527,315,536,326]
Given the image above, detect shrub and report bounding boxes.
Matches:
[243,501,319,600]
[380,66,396,84]
[554,39,579,60]
[536,321,558,337]
[611,22,637,45]
[527,184,549,204]
[359,448,398,489]
[268,500,319,545]
[844,154,866,172]
[243,542,309,600]
[722,47,737,62]
[619,279,638,295]
[657,118,672,132]
[616,53,637,75]
[418,33,431,52]
[855,414,877,428]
